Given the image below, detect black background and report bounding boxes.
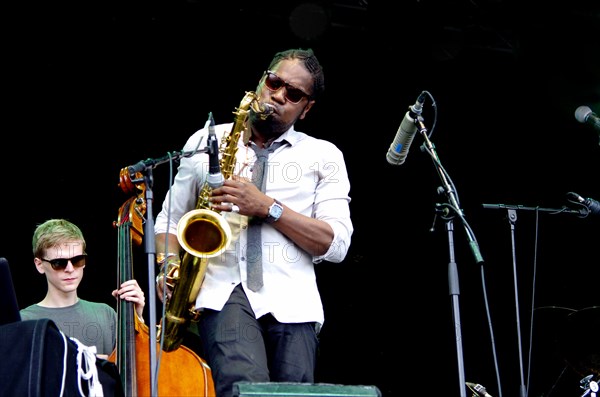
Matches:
[2,1,599,396]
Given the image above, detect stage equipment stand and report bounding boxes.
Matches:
[125,146,209,397]
[481,203,584,397]
[417,117,486,397]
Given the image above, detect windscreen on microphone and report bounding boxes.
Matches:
[575,106,593,123]
[575,105,600,132]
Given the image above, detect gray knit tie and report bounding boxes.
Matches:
[246,140,284,291]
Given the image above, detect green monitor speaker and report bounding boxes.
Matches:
[233,382,382,397]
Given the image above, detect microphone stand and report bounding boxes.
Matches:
[481,203,584,397]
[126,147,208,396]
[417,117,485,397]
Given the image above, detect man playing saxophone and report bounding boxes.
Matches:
[154,48,353,397]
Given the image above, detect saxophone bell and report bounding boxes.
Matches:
[177,209,232,259]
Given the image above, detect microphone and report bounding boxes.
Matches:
[386,92,426,165]
[206,112,224,189]
[567,192,600,217]
[575,106,600,129]
[466,382,494,397]
[575,106,600,134]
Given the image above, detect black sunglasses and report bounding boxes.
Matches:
[41,254,87,270]
[264,70,310,104]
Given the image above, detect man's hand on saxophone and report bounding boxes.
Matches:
[209,176,273,219]
[155,273,172,302]
[155,249,180,302]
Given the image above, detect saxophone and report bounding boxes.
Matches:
[158,91,273,352]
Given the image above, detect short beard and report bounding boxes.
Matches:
[249,111,295,138]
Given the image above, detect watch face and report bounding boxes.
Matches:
[268,202,283,222]
[271,204,283,217]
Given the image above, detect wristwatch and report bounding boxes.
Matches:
[265,199,283,223]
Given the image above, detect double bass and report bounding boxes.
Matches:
[110,167,215,396]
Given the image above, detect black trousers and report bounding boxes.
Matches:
[198,284,319,397]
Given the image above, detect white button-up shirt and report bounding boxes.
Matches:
[155,123,353,329]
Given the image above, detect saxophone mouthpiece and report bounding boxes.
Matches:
[252,102,275,121]
[261,103,275,115]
